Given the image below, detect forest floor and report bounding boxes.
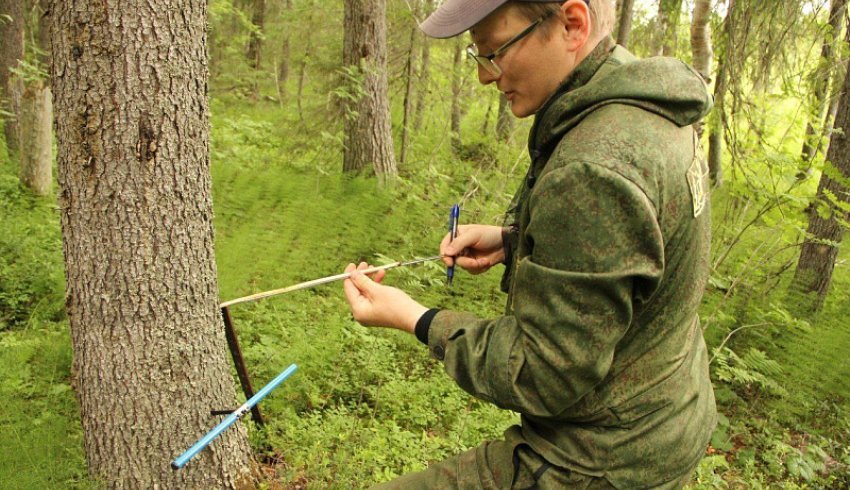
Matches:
[1,99,849,488]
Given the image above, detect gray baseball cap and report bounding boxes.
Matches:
[419,0,578,39]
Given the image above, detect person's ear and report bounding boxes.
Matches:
[558,0,591,51]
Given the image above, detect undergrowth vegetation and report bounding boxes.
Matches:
[3,19,850,488]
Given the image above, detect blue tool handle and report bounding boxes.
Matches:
[171,363,298,470]
[447,204,460,286]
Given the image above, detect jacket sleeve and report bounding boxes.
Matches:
[427,161,665,418]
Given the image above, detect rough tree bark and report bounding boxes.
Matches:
[616,0,635,48]
[802,0,847,162]
[789,18,850,313]
[0,0,24,156]
[342,0,397,181]
[51,1,253,487]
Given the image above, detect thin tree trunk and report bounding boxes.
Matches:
[496,92,514,141]
[246,0,265,69]
[616,0,635,48]
[400,5,420,166]
[297,19,312,123]
[342,0,397,181]
[789,34,850,312]
[51,1,253,486]
[0,0,24,156]
[690,0,712,138]
[277,0,292,100]
[450,36,464,152]
[708,0,736,187]
[802,0,847,162]
[690,0,713,82]
[412,0,434,132]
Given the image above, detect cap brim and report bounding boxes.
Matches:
[419,0,509,39]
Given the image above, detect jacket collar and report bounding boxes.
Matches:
[528,36,616,159]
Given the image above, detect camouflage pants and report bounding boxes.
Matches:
[371,438,694,490]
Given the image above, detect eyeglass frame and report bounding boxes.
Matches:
[465,10,556,77]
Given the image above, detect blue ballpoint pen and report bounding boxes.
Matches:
[447,204,460,286]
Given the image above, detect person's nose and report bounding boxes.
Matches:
[477,64,499,85]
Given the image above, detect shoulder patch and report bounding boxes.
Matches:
[687,131,709,218]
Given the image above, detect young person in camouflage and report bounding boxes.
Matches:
[342,0,716,488]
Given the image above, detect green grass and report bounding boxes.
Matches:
[1,94,849,488]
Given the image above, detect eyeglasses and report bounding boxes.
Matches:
[466,12,555,77]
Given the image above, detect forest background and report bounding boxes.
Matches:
[1,0,849,488]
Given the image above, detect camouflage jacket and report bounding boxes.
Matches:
[426,38,717,488]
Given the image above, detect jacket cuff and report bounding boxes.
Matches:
[414,308,440,345]
[502,225,519,265]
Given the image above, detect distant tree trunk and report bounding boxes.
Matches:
[277,0,292,100]
[51,0,253,486]
[616,0,635,48]
[789,37,850,312]
[0,0,24,156]
[18,81,52,195]
[450,36,464,152]
[802,0,847,162]
[342,0,397,181]
[655,0,684,56]
[19,0,54,195]
[246,0,265,69]
[413,0,434,132]
[690,0,713,82]
[297,13,313,123]
[496,93,514,141]
[400,6,420,166]
[708,0,736,187]
[690,0,712,138]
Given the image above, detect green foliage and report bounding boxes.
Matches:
[0,169,64,330]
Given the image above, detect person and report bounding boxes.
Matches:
[342,0,716,488]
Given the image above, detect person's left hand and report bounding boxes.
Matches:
[342,262,429,333]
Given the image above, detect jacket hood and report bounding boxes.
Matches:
[530,38,713,156]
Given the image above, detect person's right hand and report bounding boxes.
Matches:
[440,224,506,275]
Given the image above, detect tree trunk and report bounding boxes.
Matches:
[19,0,54,195]
[51,1,253,487]
[789,19,850,313]
[690,0,713,83]
[496,92,514,142]
[0,0,24,156]
[246,0,265,70]
[708,0,736,187]
[802,0,847,162]
[616,0,635,48]
[297,14,313,123]
[342,0,397,181]
[18,80,52,195]
[412,0,433,133]
[450,36,464,152]
[400,6,420,166]
[690,0,712,138]
[277,0,292,100]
